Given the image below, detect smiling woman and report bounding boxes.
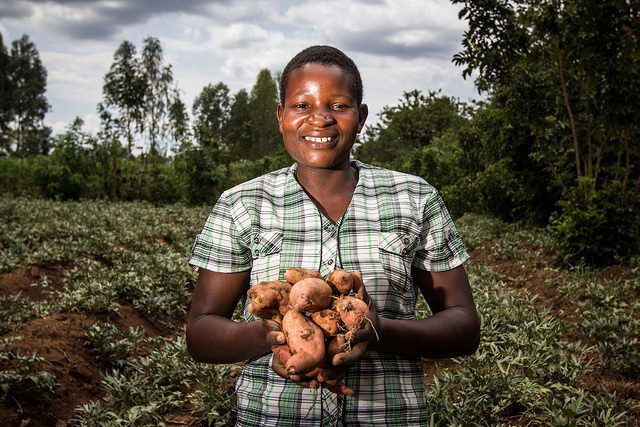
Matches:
[186,45,479,426]
[277,63,368,176]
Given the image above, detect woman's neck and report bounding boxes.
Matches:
[295,163,358,223]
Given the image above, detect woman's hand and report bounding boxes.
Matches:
[263,318,323,388]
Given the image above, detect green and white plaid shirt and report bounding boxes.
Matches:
[189,161,469,426]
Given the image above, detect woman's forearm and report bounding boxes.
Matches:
[186,315,271,364]
[375,307,480,358]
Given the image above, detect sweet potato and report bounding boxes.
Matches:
[332,295,369,332]
[282,310,326,375]
[272,344,292,366]
[325,269,354,295]
[289,277,333,313]
[247,280,291,320]
[284,267,322,284]
[311,308,341,337]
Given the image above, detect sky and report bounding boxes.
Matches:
[0,0,480,137]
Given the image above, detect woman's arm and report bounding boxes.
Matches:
[372,264,480,358]
[186,268,271,363]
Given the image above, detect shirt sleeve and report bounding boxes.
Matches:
[412,189,469,272]
[189,192,252,273]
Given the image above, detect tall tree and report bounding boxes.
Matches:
[168,91,190,151]
[192,82,230,150]
[100,37,182,156]
[226,88,253,161]
[247,69,281,160]
[99,40,145,155]
[140,36,174,155]
[1,34,51,156]
[0,34,10,135]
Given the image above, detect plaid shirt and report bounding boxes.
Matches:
[190,161,468,426]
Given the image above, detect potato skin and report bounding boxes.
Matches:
[272,344,292,365]
[282,310,326,375]
[289,277,333,313]
[326,269,354,295]
[311,308,341,337]
[247,280,291,320]
[284,267,322,284]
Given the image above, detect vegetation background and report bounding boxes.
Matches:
[1,0,638,425]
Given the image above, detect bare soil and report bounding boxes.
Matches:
[466,243,640,424]
[0,264,203,426]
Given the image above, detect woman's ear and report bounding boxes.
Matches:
[357,104,368,133]
[276,104,284,134]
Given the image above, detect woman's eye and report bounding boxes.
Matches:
[293,103,307,109]
[332,104,347,110]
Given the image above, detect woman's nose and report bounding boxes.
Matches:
[306,110,335,126]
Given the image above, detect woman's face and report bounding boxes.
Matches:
[277,63,368,172]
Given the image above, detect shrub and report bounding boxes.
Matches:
[553,182,640,266]
[441,157,529,220]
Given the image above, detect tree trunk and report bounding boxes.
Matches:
[557,47,582,188]
[621,129,630,206]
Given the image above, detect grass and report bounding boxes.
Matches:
[1,196,638,425]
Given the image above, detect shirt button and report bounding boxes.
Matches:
[254,250,260,257]
[326,259,334,266]
[253,237,259,244]
[403,237,410,244]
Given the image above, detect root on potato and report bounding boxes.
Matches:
[332,296,369,334]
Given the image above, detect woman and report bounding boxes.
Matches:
[186,45,480,426]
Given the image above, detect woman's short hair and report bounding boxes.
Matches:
[279,45,363,106]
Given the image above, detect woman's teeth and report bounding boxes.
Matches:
[304,136,334,143]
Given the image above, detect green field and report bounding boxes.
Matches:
[1,195,638,425]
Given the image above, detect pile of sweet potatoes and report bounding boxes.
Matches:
[247,267,370,395]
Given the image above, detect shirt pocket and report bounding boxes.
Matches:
[378,232,418,296]
[249,231,283,284]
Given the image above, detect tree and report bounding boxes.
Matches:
[192,82,230,150]
[355,90,467,166]
[0,34,11,142]
[168,92,190,151]
[99,40,145,155]
[452,0,640,203]
[0,34,51,156]
[247,69,281,160]
[226,88,253,161]
[452,0,640,262]
[140,36,175,155]
[99,37,182,156]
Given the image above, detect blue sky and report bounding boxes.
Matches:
[0,0,480,136]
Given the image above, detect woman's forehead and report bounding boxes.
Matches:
[286,63,356,97]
